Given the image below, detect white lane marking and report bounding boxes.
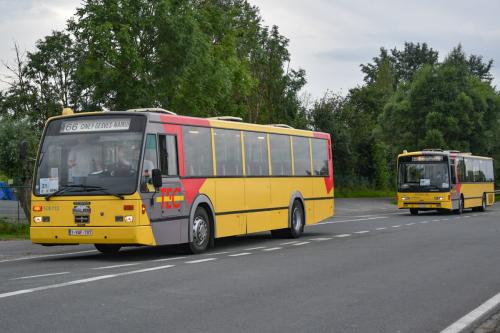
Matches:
[420,221,429,224]
[432,219,440,222]
[204,251,231,256]
[406,223,415,226]
[335,234,351,238]
[243,246,266,251]
[440,291,500,333]
[280,241,300,245]
[228,253,251,257]
[185,258,217,264]
[11,272,70,281]
[0,265,175,299]
[154,256,188,262]
[262,247,282,252]
[354,231,370,234]
[464,216,471,218]
[392,225,401,228]
[292,242,310,246]
[0,250,98,264]
[313,216,387,226]
[92,263,140,270]
[309,237,333,241]
[376,227,387,230]
[442,218,450,221]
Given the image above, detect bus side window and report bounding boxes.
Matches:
[312,139,329,176]
[269,134,292,176]
[159,135,178,176]
[457,158,466,183]
[450,159,456,185]
[141,134,159,192]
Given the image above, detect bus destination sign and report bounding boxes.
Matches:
[60,118,131,133]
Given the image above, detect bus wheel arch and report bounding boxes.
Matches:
[288,192,306,231]
[188,195,216,252]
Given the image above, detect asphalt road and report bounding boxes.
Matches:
[1,198,500,333]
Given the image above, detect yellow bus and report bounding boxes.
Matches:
[30,108,334,253]
[397,149,495,215]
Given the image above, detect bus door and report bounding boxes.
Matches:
[141,133,184,245]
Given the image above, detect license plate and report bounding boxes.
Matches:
[68,229,93,236]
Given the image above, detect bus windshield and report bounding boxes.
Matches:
[34,115,146,196]
[398,162,450,192]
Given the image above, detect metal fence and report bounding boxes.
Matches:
[0,186,30,224]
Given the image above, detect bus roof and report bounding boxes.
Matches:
[398,150,492,160]
[46,109,330,139]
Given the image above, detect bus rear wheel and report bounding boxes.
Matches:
[479,194,487,212]
[271,200,304,238]
[95,244,121,254]
[186,206,211,254]
[409,209,418,215]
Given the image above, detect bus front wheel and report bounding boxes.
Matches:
[187,206,211,254]
[410,209,418,215]
[95,244,121,254]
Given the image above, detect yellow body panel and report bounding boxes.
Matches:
[460,183,495,208]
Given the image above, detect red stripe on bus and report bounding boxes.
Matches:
[180,178,207,204]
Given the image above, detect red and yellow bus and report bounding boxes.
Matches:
[31,108,334,253]
[397,150,495,214]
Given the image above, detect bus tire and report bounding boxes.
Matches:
[273,200,304,239]
[187,206,211,254]
[479,194,487,212]
[95,244,121,254]
[410,209,418,215]
[455,196,464,214]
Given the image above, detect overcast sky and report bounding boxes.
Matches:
[1,0,498,98]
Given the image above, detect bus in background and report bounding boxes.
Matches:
[31,108,334,254]
[397,149,495,215]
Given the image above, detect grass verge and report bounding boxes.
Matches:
[335,188,396,198]
[0,220,30,240]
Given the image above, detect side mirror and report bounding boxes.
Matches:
[152,169,162,190]
[19,141,28,160]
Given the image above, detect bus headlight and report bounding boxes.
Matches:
[33,216,43,223]
[401,197,409,201]
[435,196,444,201]
[124,216,134,223]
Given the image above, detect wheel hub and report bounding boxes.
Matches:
[192,216,208,246]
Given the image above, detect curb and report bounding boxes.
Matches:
[441,293,500,333]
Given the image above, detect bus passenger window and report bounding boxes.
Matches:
[312,139,329,176]
[159,135,178,176]
[141,134,158,192]
[183,126,213,177]
[214,129,243,176]
[269,134,292,176]
[244,132,269,176]
[292,136,311,176]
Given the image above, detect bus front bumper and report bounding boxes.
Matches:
[30,226,156,245]
[398,201,453,210]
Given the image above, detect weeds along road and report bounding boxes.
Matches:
[0,198,499,333]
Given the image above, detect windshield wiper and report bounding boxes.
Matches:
[85,186,125,200]
[45,184,87,201]
[45,184,124,200]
